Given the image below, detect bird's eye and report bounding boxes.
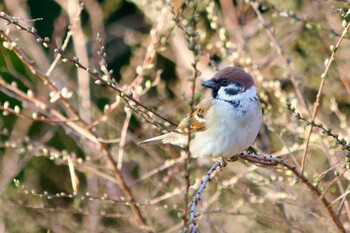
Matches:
[220,79,229,85]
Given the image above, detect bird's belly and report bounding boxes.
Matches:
[190,113,261,158]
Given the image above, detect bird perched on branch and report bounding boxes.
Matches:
[139,67,262,164]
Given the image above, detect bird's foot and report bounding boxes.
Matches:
[228,154,239,162]
[212,157,228,167]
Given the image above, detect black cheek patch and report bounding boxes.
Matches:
[212,89,218,98]
[224,88,240,96]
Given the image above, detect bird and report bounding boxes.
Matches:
[139,67,262,165]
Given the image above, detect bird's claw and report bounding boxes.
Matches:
[212,157,228,167]
[228,154,238,162]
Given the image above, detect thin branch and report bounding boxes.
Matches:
[299,20,350,173]
[181,151,347,233]
[250,2,309,113]
[170,1,202,228]
[117,108,132,170]
[330,188,350,208]
[336,183,350,220]
[0,31,83,123]
[135,154,186,184]
[0,14,152,231]
[189,162,221,233]
[0,13,177,128]
[287,99,350,153]
[0,105,73,124]
[238,152,345,233]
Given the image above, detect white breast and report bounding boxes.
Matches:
[190,87,262,158]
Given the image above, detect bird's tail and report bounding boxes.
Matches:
[138,134,169,145]
[138,132,188,147]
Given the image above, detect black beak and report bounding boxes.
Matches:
[201,78,220,90]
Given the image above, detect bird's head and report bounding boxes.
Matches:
[201,67,255,101]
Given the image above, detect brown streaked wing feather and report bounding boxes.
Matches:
[176,97,212,133]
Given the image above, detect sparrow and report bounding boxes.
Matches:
[139,67,262,163]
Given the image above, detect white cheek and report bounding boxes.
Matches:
[217,88,230,99]
[218,86,257,103]
[217,84,242,101]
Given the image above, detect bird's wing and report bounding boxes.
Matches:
[139,97,213,146]
[176,97,212,133]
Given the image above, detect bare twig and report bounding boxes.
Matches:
[287,104,350,153]
[0,13,177,128]
[189,162,221,233]
[238,151,345,233]
[0,13,152,231]
[299,20,350,173]
[250,2,309,113]
[117,108,132,170]
[190,149,346,233]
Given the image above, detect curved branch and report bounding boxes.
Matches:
[190,152,345,233]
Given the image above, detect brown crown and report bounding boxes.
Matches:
[213,67,255,90]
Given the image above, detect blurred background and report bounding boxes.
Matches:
[0,0,350,232]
